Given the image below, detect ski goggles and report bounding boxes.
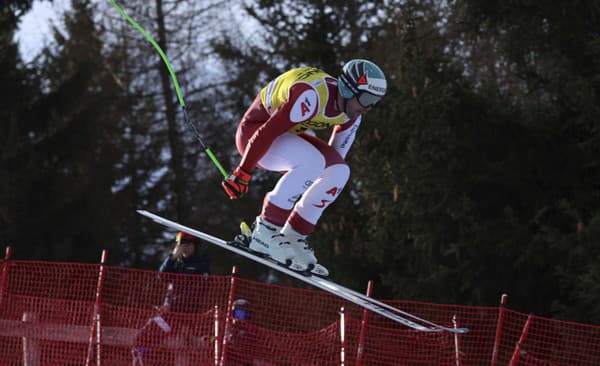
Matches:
[356,91,383,109]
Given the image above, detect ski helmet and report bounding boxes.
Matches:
[338,59,387,108]
[176,231,201,245]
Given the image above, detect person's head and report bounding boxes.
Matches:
[337,59,387,119]
[174,231,201,258]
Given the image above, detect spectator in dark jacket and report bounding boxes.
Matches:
[158,231,210,313]
[159,231,210,275]
[132,231,211,366]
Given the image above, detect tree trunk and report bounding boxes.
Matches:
[155,0,187,220]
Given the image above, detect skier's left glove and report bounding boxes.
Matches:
[222,167,251,200]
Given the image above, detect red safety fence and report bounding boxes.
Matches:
[0,256,599,365]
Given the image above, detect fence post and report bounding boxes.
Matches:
[509,314,532,366]
[356,280,373,366]
[213,305,220,366]
[453,315,462,366]
[340,306,346,366]
[86,250,108,366]
[491,293,508,366]
[219,266,238,366]
[22,311,40,366]
[0,246,13,310]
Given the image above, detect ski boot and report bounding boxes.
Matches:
[245,216,295,267]
[281,225,329,277]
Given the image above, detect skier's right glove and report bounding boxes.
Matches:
[222,167,251,200]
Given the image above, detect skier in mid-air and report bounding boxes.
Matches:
[222,59,387,277]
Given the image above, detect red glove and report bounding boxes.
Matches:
[222,167,252,200]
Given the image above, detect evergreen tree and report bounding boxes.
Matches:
[452,0,600,322]
[0,0,39,247]
[2,0,128,262]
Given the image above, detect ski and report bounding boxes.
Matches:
[233,222,469,334]
[137,210,469,334]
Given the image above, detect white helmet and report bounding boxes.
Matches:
[338,59,387,108]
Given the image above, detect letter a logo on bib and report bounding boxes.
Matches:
[301,101,311,115]
[290,89,318,123]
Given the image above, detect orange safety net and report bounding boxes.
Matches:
[0,259,599,365]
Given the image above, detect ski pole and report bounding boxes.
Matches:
[109,0,228,179]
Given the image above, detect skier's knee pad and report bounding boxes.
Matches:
[294,163,351,225]
[323,163,350,189]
